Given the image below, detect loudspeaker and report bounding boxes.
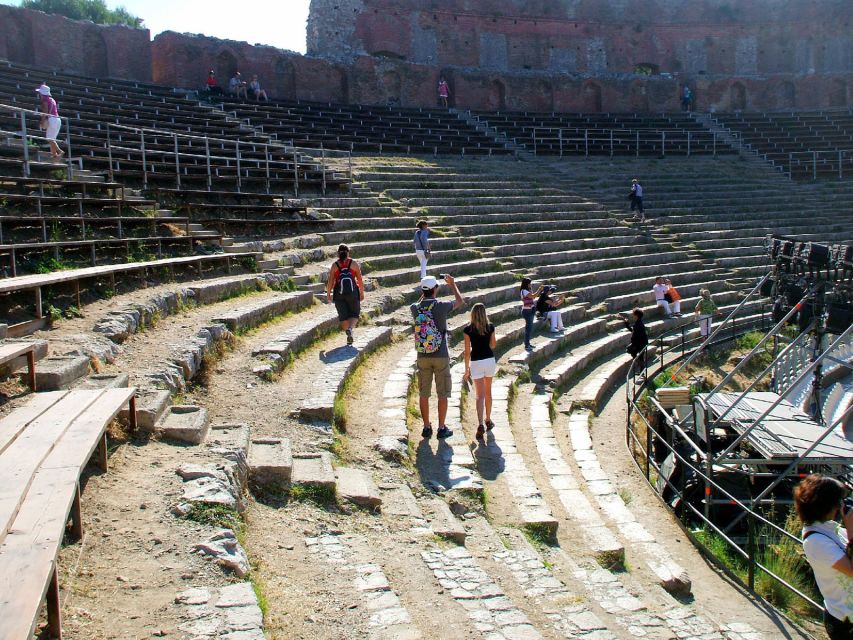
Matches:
[798,302,813,331]
[785,283,804,306]
[760,277,774,297]
[826,304,853,335]
[804,242,831,267]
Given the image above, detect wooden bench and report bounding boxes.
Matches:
[0,341,37,390]
[0,388,136,640]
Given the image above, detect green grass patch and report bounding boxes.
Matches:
[250,576,269,620]
[617,487,633,505]
[522,522,557,547]
[288,483,337,506]
[185,502,243,532]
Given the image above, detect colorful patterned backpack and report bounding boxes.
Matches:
[414,301,443,354]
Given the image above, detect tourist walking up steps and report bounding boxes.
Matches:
[463,303,497,440]
[536,285,566,332]
[653,276,672,318]
[414,220,431,279]
[620,308,649,373]
[326,244,365,345]
[412,274,465,440]
[520,277,544,351]
[664,278,682,316]
[695,289,720,338]
[794,474,853,640]
[629,178,645,222]
[35,84,63,159]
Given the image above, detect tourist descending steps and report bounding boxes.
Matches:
[35,84,64,159]
[695,288,721,338]
[414,220,432,279]
[536,285,566,332]
[437,76,450,108]
[520,277,545,351]
[653,276,672,318]
[463,303,498,440]
[325,244,365,346]
[629,177,645,222]
[795,474,853,640]
[664,277,683,316]
[620,308,649,374]
[412,274,465,440]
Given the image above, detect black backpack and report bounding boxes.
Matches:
[536,293,551,315]
[335,259,357,295]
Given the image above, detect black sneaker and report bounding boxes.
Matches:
[436,426,453,440]
[346,329,354,345]
[476,425,485,440]
[485,419,495,431]
[421,424,433,439]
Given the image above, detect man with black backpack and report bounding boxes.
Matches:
[325,244,365,345]
[411,274,465,440]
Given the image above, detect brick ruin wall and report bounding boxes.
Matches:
[0,5,152,82]
[1,1,853,112]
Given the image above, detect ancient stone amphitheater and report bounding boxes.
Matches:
[1,3,853,640]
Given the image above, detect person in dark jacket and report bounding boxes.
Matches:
[620,308,649,372]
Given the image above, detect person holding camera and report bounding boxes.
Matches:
[414,220,431,279]
[794,474,853,639]
[620,308,649,372]
[520,277,544,351]
[536,285,565,332]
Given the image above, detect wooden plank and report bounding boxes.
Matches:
[0,465,79,640]
[0,390,102,544]
[42,388,135,474]
[0,391,68,455]
[0,341,34,365]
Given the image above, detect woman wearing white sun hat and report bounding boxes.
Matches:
[35,84,63,158]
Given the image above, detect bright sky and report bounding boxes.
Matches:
[13,1,312,53]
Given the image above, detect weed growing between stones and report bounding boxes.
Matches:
[186,502,244,533]
[617,487,633,505]
[288,484,337,506]
[197,332,238,387]
[522,522,557,547]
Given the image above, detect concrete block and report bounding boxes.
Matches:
[425,498,466,544]
[35,355,90,390]
[291,452,335,489]
[248,438,293,486]
[335,467,381,511]
[77,373,130,390]
[207,423,252,458]
[159,405,210,445]
[121,388,171,431]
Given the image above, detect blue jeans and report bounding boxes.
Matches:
[522,308,535,347]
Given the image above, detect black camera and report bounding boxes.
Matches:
[843,497,853,516]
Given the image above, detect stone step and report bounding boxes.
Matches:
[540,332,630,389]
[510,239,652,269]
[76,373,130,390]
[335,467,382,511]
[601,275,730,311]
[298,326,393,422]
[567,411,691,595]
[256,258,280,270]
[119,388,170,432]
[480,378,558,539]
[291,452,336,490]
[528,395,624,566]
[247,437,293,487]
[423,498,466,544]
[34,355,91,391]
[158,405,210,445]
[508,317,608,368]
[211,291,314,333]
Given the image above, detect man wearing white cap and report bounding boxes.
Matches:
[411,274,465,440]
[35,84,63,158]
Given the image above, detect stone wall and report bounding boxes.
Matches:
[0,5,151,81]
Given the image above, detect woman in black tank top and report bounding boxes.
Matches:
[463,303,498,439]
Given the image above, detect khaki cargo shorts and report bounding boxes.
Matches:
[416,357,452,399]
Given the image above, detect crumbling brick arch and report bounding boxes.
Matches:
[730,81,747,110]
[777,81,796,109]
[216,49,239,82]
[829,78,847,108]
[582,81,602,112]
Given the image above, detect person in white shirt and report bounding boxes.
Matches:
[795,474,853,639]
[652,276,671,317]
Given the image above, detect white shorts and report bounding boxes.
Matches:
[45,116,61,141]
[469,357,496,380]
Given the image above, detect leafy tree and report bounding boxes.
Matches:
[20,0,144,28]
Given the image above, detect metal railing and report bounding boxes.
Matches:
[1,102,353,196]
[0,103,74,179]
[786,149,853,180]
[527,127,722,157]
[625,296,853,617]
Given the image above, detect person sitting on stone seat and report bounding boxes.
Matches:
[205,70,222,96]
[228,72,248,99]
[249,75,268,102]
